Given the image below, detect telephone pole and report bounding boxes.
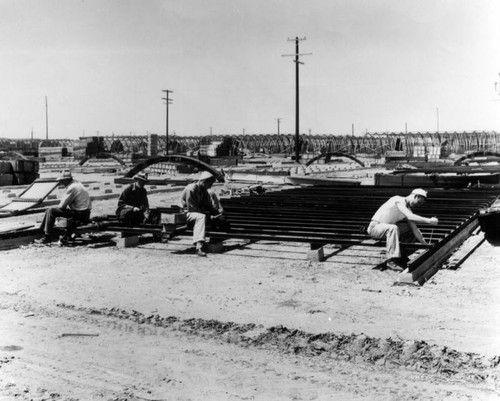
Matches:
[276,117,281,136]
[162,90,173,155]
[45,96,49,140]
[282,37,312,162]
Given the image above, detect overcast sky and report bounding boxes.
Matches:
[1,0,500,139]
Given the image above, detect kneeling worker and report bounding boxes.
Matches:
[116,172,153,226]
[180,171,223,257]
[37,170,92,245]
[367,188,438,271]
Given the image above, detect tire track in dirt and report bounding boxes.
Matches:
[5,298,500,384]
[44,302,498,385]
[2,298,500,400]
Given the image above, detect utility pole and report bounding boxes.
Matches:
[45,96,48,140]
[282,37,312,162]
[162,90,173,155]
[276,118,281,136]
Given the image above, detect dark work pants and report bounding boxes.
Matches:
[117,207,160,226]
[117,207,145,227]
[40,207,91,237]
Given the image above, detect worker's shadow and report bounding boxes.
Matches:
[171,240,256,255]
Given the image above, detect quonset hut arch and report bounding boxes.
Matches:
[0,151,28,160]
[78,152,126,166]
[305,152,365,167]
[453,151,500,165]
[124,155,225,182]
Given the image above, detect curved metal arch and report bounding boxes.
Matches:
[232,134,250,153]
[78,152,126,166]
[385,132,403,151]
[453,151,500,165]
[124,155,225,182]
[480,131,496,151]
[305,152,366,167]
[369,133,388,154]
[0,151,28,160]
[359,133,383,154]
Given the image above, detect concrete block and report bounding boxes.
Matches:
[104,189,113,194]
[92,187,100,190]
[104,182,111,185]
[114,235,139,248]
[307,246,325,262]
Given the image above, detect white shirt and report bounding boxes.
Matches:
[59,181,92,211]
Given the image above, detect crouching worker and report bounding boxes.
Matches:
[367,188,438,271]
[116,172,159,226]
[36,170,92,245]
[180,171,226,257]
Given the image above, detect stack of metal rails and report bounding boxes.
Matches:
[1,183,498,284]
[208,185,500,283]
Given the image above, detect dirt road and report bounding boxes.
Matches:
[1,182,500,400]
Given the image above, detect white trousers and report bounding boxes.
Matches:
[367,220,415,260]
[186,212,207,245]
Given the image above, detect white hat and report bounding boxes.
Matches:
[133,172,148,181]
[411,188,428,198]
[58,170,73,181]
[199,171,215,181]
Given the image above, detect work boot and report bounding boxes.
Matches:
[35,235,52,245]
[196,249,207,257]
[196,241,207,257]
[57,235,69,247]
[386,259,406,272]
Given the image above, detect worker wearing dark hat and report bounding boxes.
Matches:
[367,188,438,271]
[180,171,223,257]
[36,170,92,245]
[116,172,155,226]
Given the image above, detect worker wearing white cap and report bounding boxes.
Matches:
[367,188,438,271]
[180,171,223,256]
[36,170,92,245]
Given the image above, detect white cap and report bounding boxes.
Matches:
[58,170,73,181]
[199,171,215,181]
[411,188,428,198]
[133,172,148,181]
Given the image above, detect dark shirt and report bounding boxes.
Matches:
[116,183,149,215]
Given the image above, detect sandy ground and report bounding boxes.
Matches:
[1,167,500,400]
